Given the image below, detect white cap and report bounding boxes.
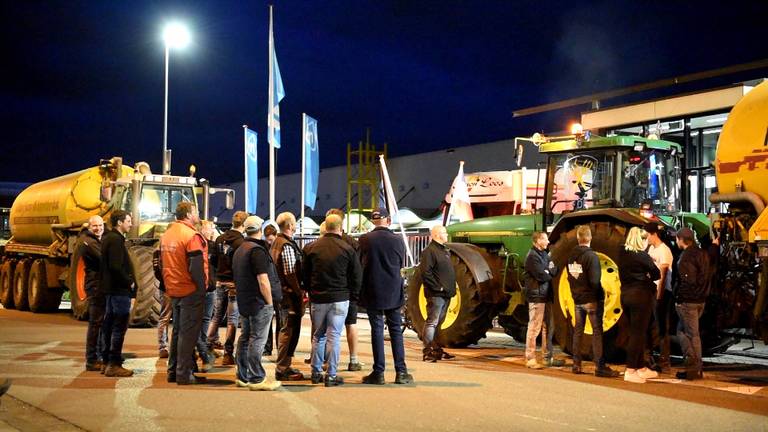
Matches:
[243,215,264,234]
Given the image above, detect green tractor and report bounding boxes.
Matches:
[406,132,713,358]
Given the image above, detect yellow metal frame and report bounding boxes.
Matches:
[346,129,387,232]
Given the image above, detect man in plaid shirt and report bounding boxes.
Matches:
[270,212,307,381]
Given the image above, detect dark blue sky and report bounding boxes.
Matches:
[1,0,766,184]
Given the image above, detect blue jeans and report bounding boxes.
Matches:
[101,295,131,365]
[206,285,239,353]
[423,296,449,347]
[676,302,704,373]
[196,291,215,362]
[573,302,605,368]
[236,305,274,383]
[368,308,407,374]
[86,294,106,363]
[311,301,349,377]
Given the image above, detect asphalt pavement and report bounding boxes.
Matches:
[0,307,766,431]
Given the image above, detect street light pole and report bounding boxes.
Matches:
[160,21,190,176]
[163,44,170,175]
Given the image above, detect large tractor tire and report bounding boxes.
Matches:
[67,245,91,321]
[28,259,62,312]
[548,222,631,361]
[12,259,31,311]
[127,245,161,327]
[406,254,496,347]
[0,260,15,309]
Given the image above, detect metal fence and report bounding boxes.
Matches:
[296,232,432,265]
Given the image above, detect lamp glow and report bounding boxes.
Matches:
[163,22,191,49]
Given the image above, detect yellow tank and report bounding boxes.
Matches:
[715,80,768,200]
[10,164,134,245]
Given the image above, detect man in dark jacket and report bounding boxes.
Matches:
[77,215,104,371]
[233,216,282,391]
[359,208,413,385]
[206,210,247,366]
[303,214,362,387]
[523,231,564,369]
[566,225,618,377]
[673,227,713,380]
[271,212,306,381]
[100,210,135,378]
[418,225,456,362]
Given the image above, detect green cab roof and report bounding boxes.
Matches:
[537,135,682,154]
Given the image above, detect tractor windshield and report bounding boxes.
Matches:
[123,183,196,223]
[546,148,679,216]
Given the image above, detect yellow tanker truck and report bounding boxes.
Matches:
[0,157,233,326]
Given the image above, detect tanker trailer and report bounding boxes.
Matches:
[0,157,233,326]
[709,79,768,342]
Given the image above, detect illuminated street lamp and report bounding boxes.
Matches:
[161,22,191,175]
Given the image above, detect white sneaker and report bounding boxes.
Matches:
[623,369,646,384]
[249,379,282,391]
[526,359,544,369]
[637,367,659,379]
[236,379,249,388]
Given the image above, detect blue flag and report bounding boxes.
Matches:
[244,128,258,214]
[268,8,285,149]
[303,115,319,209]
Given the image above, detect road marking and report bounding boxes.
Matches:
[717,386,763,395]
[105,357,161,431]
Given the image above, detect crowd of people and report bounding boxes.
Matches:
[76,202,716,389]
[524,222,716,383]
[78,203,421,389]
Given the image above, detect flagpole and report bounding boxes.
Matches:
[243,125,249,213]
[301,113,306,237]
[268,5,275,221]
[379,155,414,267]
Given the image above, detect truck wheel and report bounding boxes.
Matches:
[405,255,495,347]
[0,260,15,309]
[12,259,31,311]
[28,259,62,312]
[68,247,90,321]
[548,222,631,361]
[128,245,161,327]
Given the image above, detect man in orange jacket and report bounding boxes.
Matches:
[161,202,209,385]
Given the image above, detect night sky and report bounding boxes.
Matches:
[1,0,766,185]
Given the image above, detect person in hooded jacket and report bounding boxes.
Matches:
[523,231,565,369]
[566,225,619,378]
[619,227,661,383]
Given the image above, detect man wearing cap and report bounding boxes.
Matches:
[232,216,282,391]
[673,227,709,380]
[645,222,674,372]
[359,208,413,385]
[302,214,362,386]
[160,202,209,385]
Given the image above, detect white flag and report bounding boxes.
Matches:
[447,161,474,224]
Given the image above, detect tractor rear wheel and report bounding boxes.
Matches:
[548,222,631,361]
[405,255,496,347]
[127,245,161,327]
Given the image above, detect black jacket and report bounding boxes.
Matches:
[524,247,556,303]
[100,228,134,297]
[674,245,710,303]
[358,226,406,310]
[618,249,660,294]
[418,240,456,299]
[75,228,102,297]
[566,245,601,305]
[302,233,362,304]
[233,238,282,316]
[212,229,244,282]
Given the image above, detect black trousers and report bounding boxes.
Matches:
[621,289,654,369]
[86,294,106,363]
[168,286,205,383]
[276,291,304,372]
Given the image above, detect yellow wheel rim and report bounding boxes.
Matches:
[557,252,622,334]
[418,283,461,330]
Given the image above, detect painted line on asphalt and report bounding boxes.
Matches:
[106,357,162,431]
